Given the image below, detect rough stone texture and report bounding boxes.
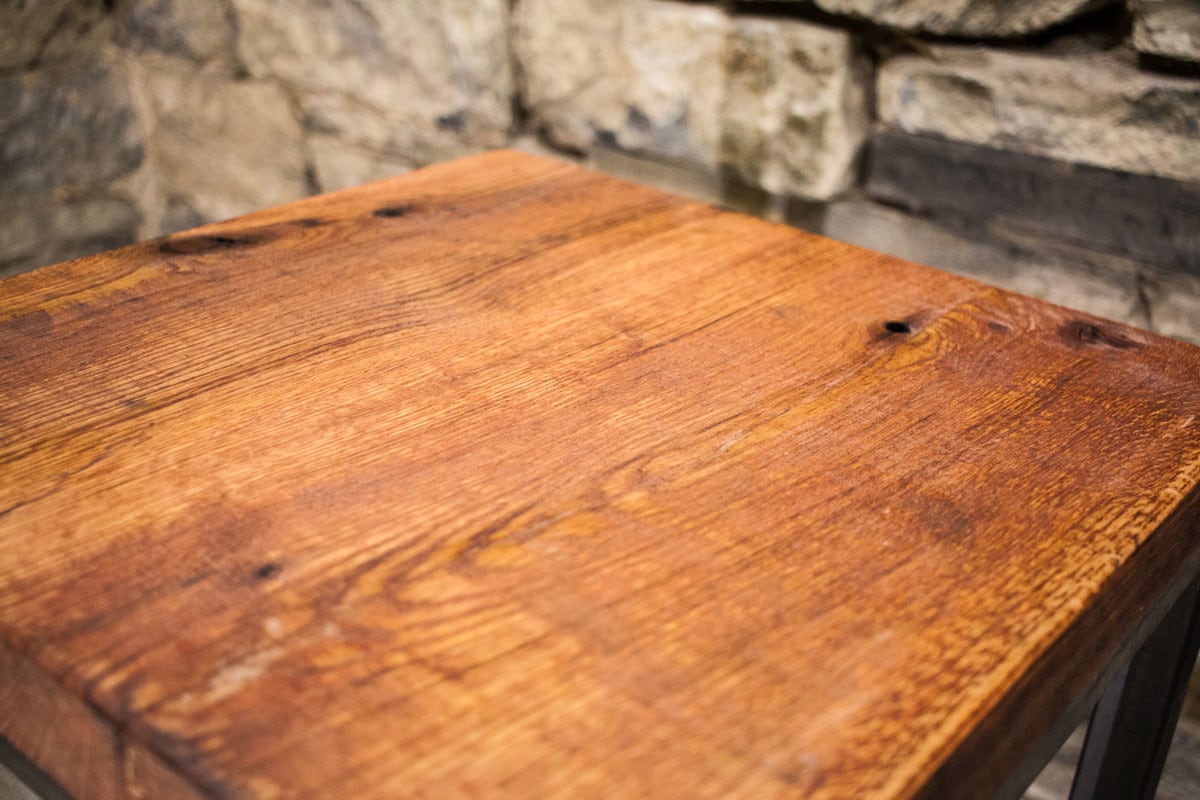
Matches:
[812,199,1151,330]
[1131,0,1200,64]
[0,47,144,274]
[299,91,479,190]
[307,134,416,193]
[722,17,868,201]
[233,0,512,168]
[866,132,1200,274]
[802,0,1109,37]
[1142,268,1200,345]
[0,761,40,800]
[0,0,106,70]
[0,54,143,194]
[878,46,1200,184]
[136,54,308,226]
[514,0,729,169]
[114,0,237,65]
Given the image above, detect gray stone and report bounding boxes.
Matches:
[514,0,728,169]
[307,134,415,193]
[587,147,726,207]
[0,205,41,275]
[1131,0,1200,64]
[50,194,141,250]
[0,193,141,277]
[866,132,1200,274]
[299,91,481,178]
[114,0,237,64]
[0,0,104,70]
[0,761,40,800]
[722,17,868,201]
[877,46,1200,184]
[811,199,1150,329]
[804,0,1108,38]
[232,0,512,152]
[1141,268,1200,345]
[0,53,143,194]
[137,54,308,228]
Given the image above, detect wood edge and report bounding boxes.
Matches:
[914,481,1200,800]
[0,639,209,800]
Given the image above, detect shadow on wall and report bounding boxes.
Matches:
[1,0,1198,346]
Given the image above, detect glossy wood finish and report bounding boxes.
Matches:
[2,150,1200,800]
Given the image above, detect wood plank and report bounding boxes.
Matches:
[2,150,1200,799]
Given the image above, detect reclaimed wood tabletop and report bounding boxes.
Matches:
[2,150,1200,800]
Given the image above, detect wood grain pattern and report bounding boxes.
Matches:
[2,150,1200,799]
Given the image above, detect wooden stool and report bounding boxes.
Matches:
[3,151,1199,799]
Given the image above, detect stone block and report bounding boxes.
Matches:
[0,0,103,71]
[307,134,416,193]
[50,195,141,254]
[721,17,869,201]
[866,132,1200,274]
[0,54,143,194]
[232,0,512,150]
[1140,268,1200,345]
[798,0,1108,38]
[1131,0,1200,64]
[299,91,482,184]
[514,0,728,169]
[138,55,308,228]
[811,199,1150,329]
[877,46,1200,184]
[0,47,144,275]
[114,0,237,64]
[0,206,41,276]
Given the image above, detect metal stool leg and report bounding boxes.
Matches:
[1069,576,1200,800]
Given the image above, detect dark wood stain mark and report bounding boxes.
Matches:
[988,321,1010,333]
[252,562,281,581]
[181,568,217,589]
[159,233,267,256]
[373,205,416,219]
[1060,320,1139,350]
[3,309,53,338]
[292,218,325,228]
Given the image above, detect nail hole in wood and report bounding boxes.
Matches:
[884,320,911,335]
[253,562,281,581]
[373,205,414,219]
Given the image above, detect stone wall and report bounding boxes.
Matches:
[2,0,1198,346]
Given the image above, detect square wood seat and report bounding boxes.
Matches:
[3,151,1199,799]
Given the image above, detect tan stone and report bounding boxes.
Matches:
[307,135,415,193]
[115,0,237,65]
[877,47,1200,183]
[0,0,103,70]
[805,0,1106,37]
[300,92,481,176]
[232,0,512,148]
[722,17,868,201]
[137,55,308,227]
[0,52,144,194]
[0,205,41,276]
[1131,0,1200,64]
[514,0,728,169]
